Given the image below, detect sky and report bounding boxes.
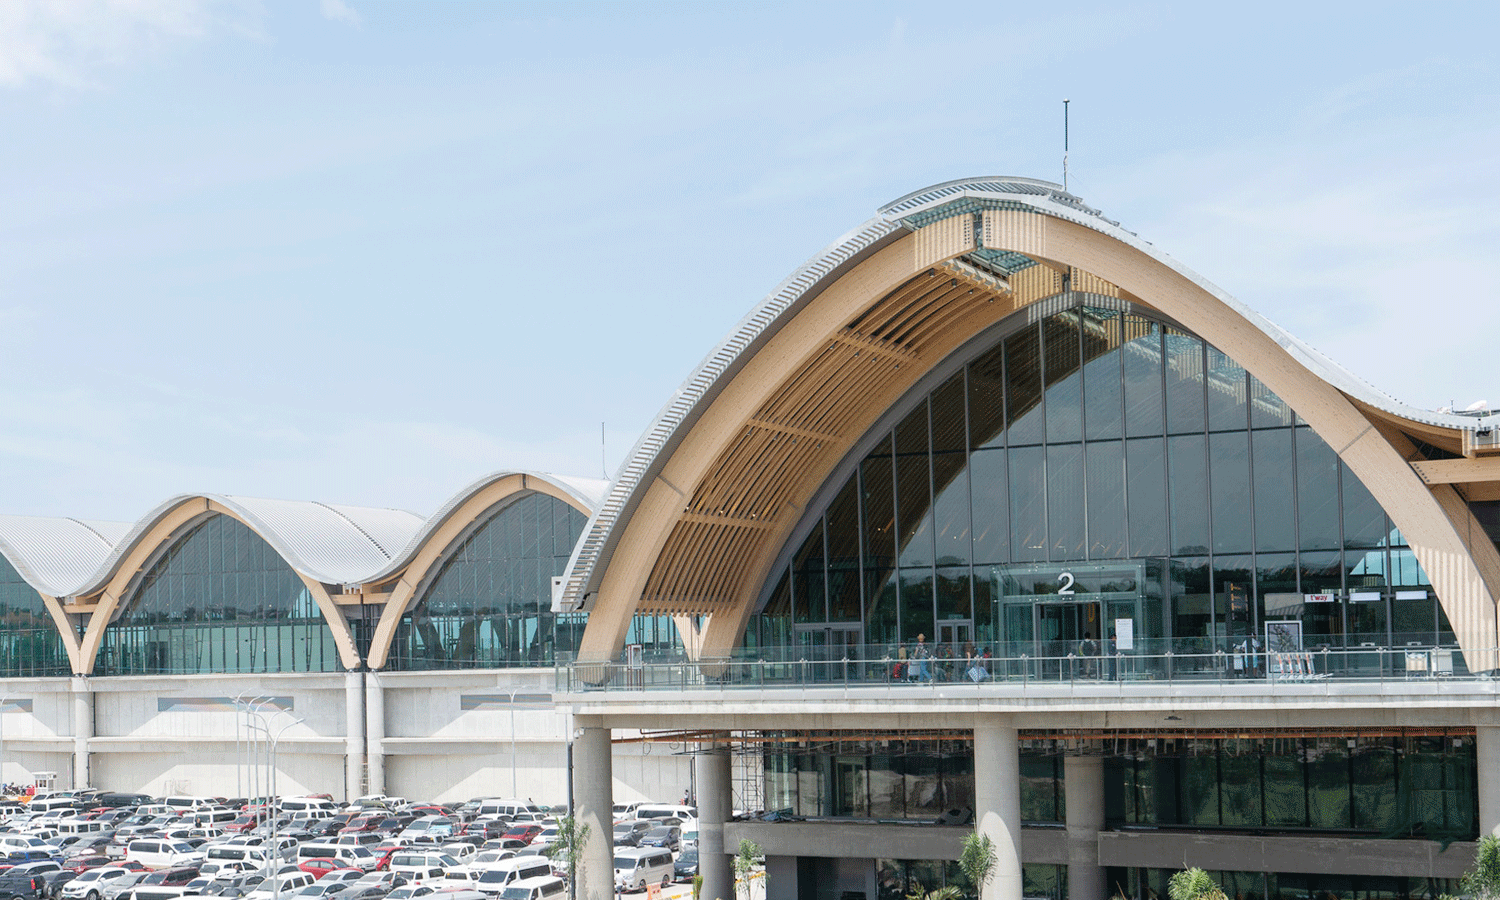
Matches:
[1,0,1498,524]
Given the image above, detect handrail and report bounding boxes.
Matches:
[557,644,1497,694]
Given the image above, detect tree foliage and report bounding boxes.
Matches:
[959,831,997,896]
[1167,868,1227,900]
[735,840,762,900]
[542,815,590,880]
[1462,834,1500,900]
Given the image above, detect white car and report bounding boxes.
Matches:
[242,871,316,900]
[60,866,134,900]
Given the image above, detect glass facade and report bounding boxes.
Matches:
[95,515,338,675]
[1123,867,1456,900]
[764,732,1475,841]
[1109,734,1475,841]
[757,303,1443,659]
[389,493,587,670]
[0,556,69,677]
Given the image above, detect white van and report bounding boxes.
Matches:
[162,797,216,812]
[476,800,541,821]
[388,850,459,878]
[295,843,377,871]
[28,796,78,814]
[125,838,202,869]
[279,797,336,815]
[496,876,565,900]
[632,804,696,825]
[57,818,109,836]
[612,848,673,892]
[473,858,554,895]
[189,809,238,829]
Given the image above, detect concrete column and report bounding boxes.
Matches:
[699,745,733,900]
[1479,726,1500,837]
[974,717,1022,900]
[71,678,92,790]
[572,721,613,900]
[364,673,385,796]
[1064,755,1106,900]
[345,672,365,802]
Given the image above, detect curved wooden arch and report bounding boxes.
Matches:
[77,498,361,673]
[577,208,1500,668]
[364,473,594,670]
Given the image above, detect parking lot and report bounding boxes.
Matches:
[0,789,714,900]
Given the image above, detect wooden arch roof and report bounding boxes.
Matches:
[563,177,1500,665]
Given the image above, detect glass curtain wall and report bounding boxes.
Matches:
[755,302,1440,657]
[1108,734,1475,841]
[386,493,686,669]
[96,515,338,675]
[0,557,69,677]
[389,493,586,669]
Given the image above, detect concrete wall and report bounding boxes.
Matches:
[0,671,689,806]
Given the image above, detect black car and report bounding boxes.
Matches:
[0,872,50,900]
[38,871,76,900]
[673,848,698,883]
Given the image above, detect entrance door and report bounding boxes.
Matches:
[937,621,972,652]
[793,625,861,681]
[1035,601,1101,676]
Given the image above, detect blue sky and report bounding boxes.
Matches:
[2,1,1497,522]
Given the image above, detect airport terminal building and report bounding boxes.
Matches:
[3,178,1500,900]
[553,179,1500,900]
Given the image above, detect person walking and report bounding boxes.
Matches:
[912,633,933,683]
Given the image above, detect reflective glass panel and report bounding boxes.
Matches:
[1082,312,1124,440]
[1043,312,1082,444]
[1168,434,1209,556]
[1253,428,1296,553]
[1210,431,1251,554]
[0,556,68,677]
[389,493,587,670]
[1005,325,1044,446]
[969,449,1009,566]
[1164,330,1206,435]
[1086,440,1127,559]
[98,515,336,676]
[1121,317,1164,437]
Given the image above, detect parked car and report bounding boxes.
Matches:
[636,826,679,853]
[672,847,697,883]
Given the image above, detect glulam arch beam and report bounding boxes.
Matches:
[76,498,361,674]
[575,199,1500,668]
[364,473,594,670]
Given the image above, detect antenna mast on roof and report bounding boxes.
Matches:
[1062,98,1070,193]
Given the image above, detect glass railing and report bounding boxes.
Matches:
[556,640,1499,693]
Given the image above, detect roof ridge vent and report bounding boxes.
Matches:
[65,518,117,548]
[311,501,395,560]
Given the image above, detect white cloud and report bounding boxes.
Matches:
[0,0,252,89]
[319,0,359,25]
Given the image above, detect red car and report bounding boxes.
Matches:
[225,811,267,833]
[298,860,361,880]
[502,825,542,845]
[342,815,383,834]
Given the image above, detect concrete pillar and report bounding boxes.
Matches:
[699,745,733,900]
[573,721,613,900]
[364,673,385,796]
[974,717,1022,900]
[1479,726,1500,837]
[71,678,92,790]
[345,672,365,802]
[1064,755,1106,900]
